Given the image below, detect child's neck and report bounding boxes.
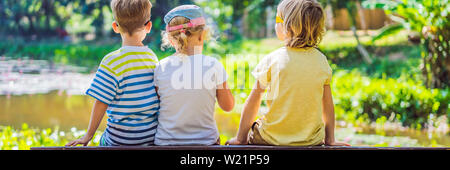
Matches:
[121,34,144,47]
[178,45,203,56]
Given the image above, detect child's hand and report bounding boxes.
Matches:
[66,135,92,147]
[225,137,247,145]
[325,140,351,146]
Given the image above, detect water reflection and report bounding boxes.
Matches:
[0,57,91,96]
[0,91,106,131]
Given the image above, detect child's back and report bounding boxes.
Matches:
[89,46,159,146]
[66,0,160,147]
[155,54,227,145]
[252,47,331,146]
[226,0,349,147]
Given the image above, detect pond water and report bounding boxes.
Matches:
[0,91,103,131]
[1,91,449,147]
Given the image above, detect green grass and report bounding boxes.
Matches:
[2,122,445,149]
[0,124,102,150]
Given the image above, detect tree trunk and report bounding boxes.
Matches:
[325,0,334,30]
[28,15,34,33]
[43,0,51,33]
[231,0,246,39]
[424,29,450,88]
[347,0,372,64]
[14,15,24,35]
[352,26,372,64]
[153,0,170,23]
[356,1,368,35]
[95,8,104,38]
[0,2,5,32]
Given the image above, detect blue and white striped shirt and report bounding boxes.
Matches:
[86,46,159,146]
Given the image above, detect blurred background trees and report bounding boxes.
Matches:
[0,0,448,89]
[0,0,390,40]
[363,0,449,88]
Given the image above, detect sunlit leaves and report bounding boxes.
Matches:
[0,123,101,150]
[332,70,449,127]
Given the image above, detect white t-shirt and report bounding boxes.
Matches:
[154,54,228,145]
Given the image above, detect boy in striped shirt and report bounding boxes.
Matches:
[66,0,158,146]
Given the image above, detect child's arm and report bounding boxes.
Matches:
[155,86,160,100]
[322,85,350,146]
[66,100,107,146]
[226,81,266,145]
[216,82,235,112]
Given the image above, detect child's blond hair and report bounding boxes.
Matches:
[162,17,210,52]
[111,0,152,36]
[278,0,325,48]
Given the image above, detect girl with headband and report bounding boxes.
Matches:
[154,5,234,146]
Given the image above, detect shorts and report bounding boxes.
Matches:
[248,119,271,145]
[248,119,325,146]
[100,132,220,146]
[99,132,110,146]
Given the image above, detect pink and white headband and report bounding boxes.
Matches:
[166,17,206,32]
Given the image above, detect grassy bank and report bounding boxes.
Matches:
[2,122,446,150]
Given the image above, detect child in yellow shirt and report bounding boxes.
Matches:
[226,0,350,146]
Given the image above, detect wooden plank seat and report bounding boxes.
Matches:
[31,145,450,150]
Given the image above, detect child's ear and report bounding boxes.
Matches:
[112,21,121,34]
[169,38,175,46]
[275,23,286,41]
[145,21,152,33]
[199,29,207,42]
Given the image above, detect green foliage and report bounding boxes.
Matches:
[371,24,405,43]
[0,123,102,150]
[195,0,281,39]
[0,41,117,70]
[195,0,234,38]
[363,0,450,88]
[0,0,189,38]
[359,56,422,80]
[320,45,421,78]
[0,0,99,36]
[0,40,176,70]
[333,70,449,127]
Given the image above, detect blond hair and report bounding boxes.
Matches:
[162,17,208,52]
[277,0,325,48]
[111,0,152,36]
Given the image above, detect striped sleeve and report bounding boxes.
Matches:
[86,63,119,105]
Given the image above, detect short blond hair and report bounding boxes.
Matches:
[111,0,152,36]
[277,0,325,48]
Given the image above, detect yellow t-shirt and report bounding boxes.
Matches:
[252,47,332,146]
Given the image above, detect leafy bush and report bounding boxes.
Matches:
[333,70,449,127]
[0,123,101,150]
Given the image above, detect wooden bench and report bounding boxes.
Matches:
[31,145,450,150]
